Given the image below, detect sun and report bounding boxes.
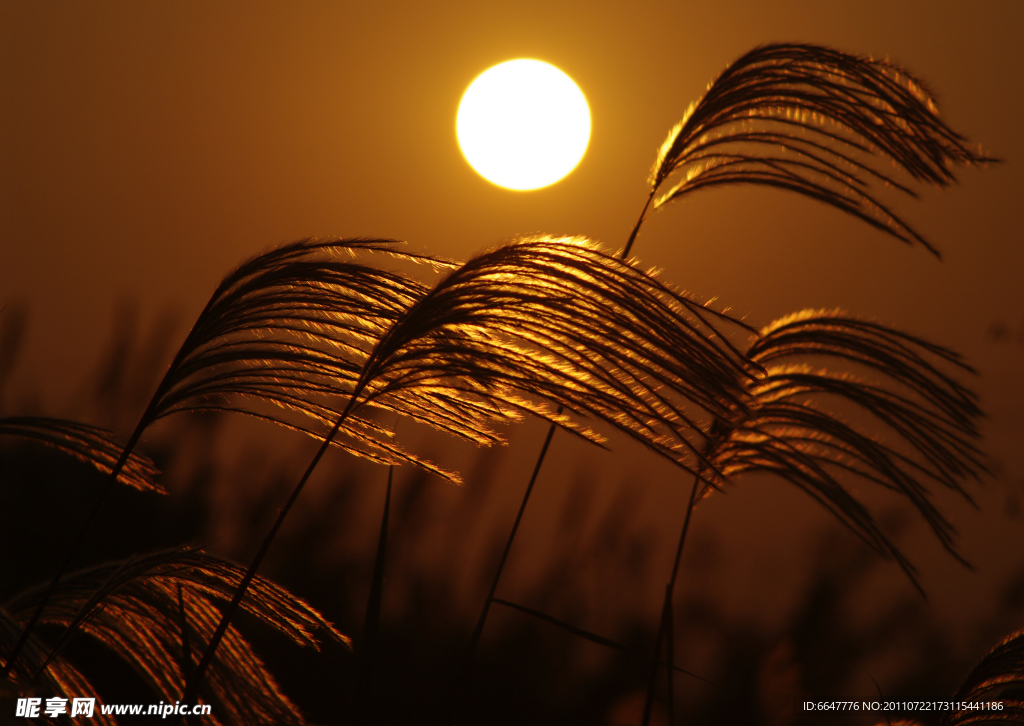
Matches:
[456,59,591,191]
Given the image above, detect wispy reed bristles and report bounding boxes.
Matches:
[0,416,163,493]
[3,548,346,725]
[146,237,463,478]
[703,309,986,587]
[350,236,759,480]
[648,43,994,255]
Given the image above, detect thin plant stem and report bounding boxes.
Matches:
[466,416,559,655]
[176,584,194,686]
[622,188,657,259]
[642,473,702,726]
[666,584,675,725]
[182,397,357,706]
[464,186,657,662]
[359,465,394,720]
[454,187,661,726]
[642,586,673,726]
[176,585,202,726]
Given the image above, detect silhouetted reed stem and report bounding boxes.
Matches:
[182,397,358,706]
[358,465,393,721]
[622,188,656,259]
[450,192,659,725]
[467,416,559,655]
[463,190,656,667]
[642,473,701,726]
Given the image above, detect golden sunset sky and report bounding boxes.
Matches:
[2,0,1022,648]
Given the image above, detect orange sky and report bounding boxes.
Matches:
[2,0,1023,666]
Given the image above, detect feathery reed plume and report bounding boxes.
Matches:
[632,43,992,725]
[0,416,162,493]
[187,235,759,703]
[642,310,985,725]
[939,628,1024,725]
[869,625,1024,725]
[146,237,460,477]
[3,548,346,725]
[353,236,756,470]
[708,309,984,583]
[631,43,993,257]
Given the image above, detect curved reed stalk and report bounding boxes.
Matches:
[3,548,345,725]
[622,42,992,725]
[185,235,760,704]
[0,416,162,493]
[639,42,993,257]
[457,237,760,669]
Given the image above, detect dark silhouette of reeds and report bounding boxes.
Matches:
[0,42,1000,725]
[2,548,345,725]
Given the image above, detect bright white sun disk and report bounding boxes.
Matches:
[457,59,591,191]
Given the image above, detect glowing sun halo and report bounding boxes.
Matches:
[457,60,591,191]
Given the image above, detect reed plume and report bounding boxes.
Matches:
[143,237,460,476]
[709,309,984,584]
[871,625,1024,725]
[350,236,758,474]
[637,42,993,256]
[0,416,162,493]
[641,309,986,724]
